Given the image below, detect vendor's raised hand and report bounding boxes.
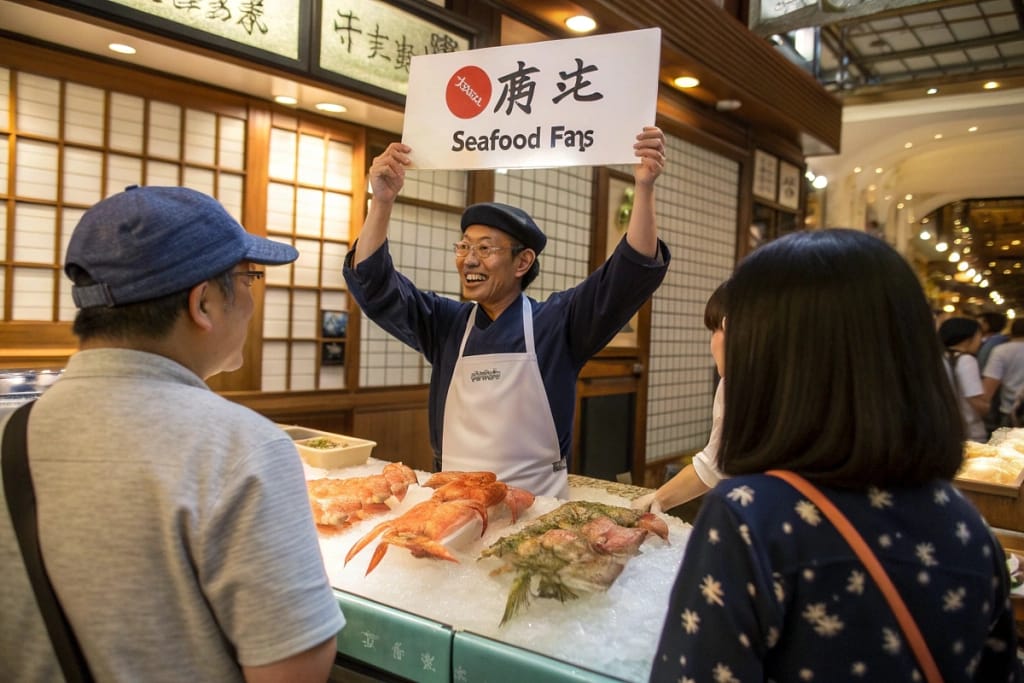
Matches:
[633,126,666,187]
[369,142,411,204]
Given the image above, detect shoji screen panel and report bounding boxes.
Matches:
[262,116,358,391]
[0,67,247,324]
[645,134,739,463]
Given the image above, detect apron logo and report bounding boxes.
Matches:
[470,369,502,382]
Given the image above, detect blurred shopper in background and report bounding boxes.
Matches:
[983,318,1024,429]
[978,311,1011,434]
[939,316,989,442]
[650,229,1019,682]
[977,311,1009,372]
[0,187,344,682]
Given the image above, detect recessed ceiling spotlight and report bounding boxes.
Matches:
[109,43,137,55]
[983,81,1000,90]
[853,166,862,173]
[811,175,828,189]
[874,167,883,174]
[673,76,700,89]
[564,15,597,33]
[315,102,347,113]
[968,126,978,133]
[904,142,913,149]
[934,133,943,140]
[274,95,298,105]
[926,87,938,95]
[715,99,742,111]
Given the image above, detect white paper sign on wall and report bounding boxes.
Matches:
[402,28,661,170]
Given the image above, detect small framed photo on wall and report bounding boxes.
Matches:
[777,161,800,210]
[752,149,778,201]
[321,341,345,366]
[321,310,347,338]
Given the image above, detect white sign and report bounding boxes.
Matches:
[402,28,661,170]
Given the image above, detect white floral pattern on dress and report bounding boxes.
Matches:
[700,575,725,606]
[846,569,866,594]
[868,486,894,508]
[795,500,822,525]
[915,542,938,566]
[727,485,755,506]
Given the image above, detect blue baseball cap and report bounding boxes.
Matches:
[65,186,298,308]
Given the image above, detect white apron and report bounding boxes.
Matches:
[441,295,569,498]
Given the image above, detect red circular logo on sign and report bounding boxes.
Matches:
[445,66,491,120]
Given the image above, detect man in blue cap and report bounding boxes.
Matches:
[0,187,344,682]
[344,127,670,498]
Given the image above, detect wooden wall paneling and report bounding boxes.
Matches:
[353,405,433,472]
[0,322,77,369]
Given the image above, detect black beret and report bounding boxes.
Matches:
[939,316,980,347]
[460,202,546,254]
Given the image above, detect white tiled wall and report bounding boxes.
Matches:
[495,166,593,294]
[645,136,739,462]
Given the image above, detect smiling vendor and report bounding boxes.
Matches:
[343,127,670,498]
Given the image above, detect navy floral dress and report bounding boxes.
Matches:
[650,475,1022,682]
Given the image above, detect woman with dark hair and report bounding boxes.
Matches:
[633,279,729,513]
[650,229,1019,682]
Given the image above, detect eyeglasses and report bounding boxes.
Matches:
[452,242,521,259]
[232,270,265,287]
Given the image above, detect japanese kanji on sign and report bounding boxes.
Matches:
[402,28,662,170]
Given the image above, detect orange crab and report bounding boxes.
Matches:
[423,471,535,523]
[344,498,489,575]
[307,462,418,533]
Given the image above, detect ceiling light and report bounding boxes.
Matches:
[936,241,949,253]
[853,166,862,173]
[948,251,961,263]
[874,167,883,174]
[934,133,943,140]
[274,95,298,105]
[315,102,347,113]
[715,99,742,111]
[673,76,700,89]
[920,230,931,240]
[926,87,938,95]
[968,126,978,133]
[904,194,913,201]
[108,43,137,55]
[904,142,913,149]
[957,261,969,272]
[983,81,1000,90]
[564,15,597,32]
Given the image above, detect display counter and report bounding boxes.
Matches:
[310,461,690,683]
